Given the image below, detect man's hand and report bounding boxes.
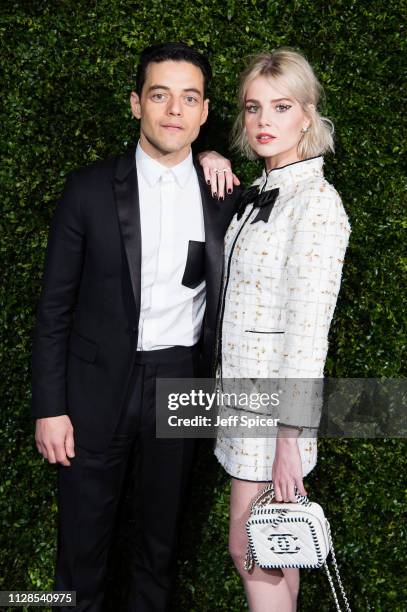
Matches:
[197,151,240,199]
[35,415,75,466]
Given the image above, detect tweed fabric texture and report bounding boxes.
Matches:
[214,156,351,480]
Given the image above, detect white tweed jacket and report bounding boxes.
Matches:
[216,156,351,427]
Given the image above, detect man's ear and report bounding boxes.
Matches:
[130,91,142,120]
[200,98,209,126]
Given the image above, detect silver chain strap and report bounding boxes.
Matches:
[324,563,343,611]
[323,521,352,611]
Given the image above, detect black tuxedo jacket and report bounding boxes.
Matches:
[31,149,240,451]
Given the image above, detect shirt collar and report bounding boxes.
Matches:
[254,156,325,191]
[135,141,194,188]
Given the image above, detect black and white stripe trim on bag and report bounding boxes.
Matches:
[247,482,312,513]
[245,516,325,569]
[243,482,351,612]
[244,482,312,572]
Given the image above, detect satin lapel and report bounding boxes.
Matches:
[194,162,223,326]
[113,150,141,319]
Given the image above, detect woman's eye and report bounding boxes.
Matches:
[276,104,291,112]
[245,105,259,113]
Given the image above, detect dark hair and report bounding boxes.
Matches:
[135,41,212,96]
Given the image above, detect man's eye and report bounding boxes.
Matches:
[245,105,259,113]
[185,96,198,105]
[276,104,291,112]
[152,93,166,101]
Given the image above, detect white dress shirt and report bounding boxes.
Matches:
[135,143,206,350]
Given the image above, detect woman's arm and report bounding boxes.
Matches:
[196,151,241,198]
[273,187,351,502]
[276,187,351,425]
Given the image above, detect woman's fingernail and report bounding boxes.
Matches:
[227,189,232,194]
[213,192,217,197]
[219,196,224,201]
[206,180,211,185]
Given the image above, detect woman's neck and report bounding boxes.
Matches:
[265,152,300,171]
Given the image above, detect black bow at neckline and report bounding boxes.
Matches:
[236,186,280,223]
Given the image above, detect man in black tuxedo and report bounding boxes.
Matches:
[31,42,240,611]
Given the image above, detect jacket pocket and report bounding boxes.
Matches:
[245,329,285,334]
[182,240,205,289]
[68,330,98,363]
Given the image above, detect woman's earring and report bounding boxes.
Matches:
[301,126,310,133]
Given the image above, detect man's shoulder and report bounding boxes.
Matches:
[70,149,135,184]
[193,160,243,205]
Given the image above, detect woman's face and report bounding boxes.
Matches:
[244,75,311,170]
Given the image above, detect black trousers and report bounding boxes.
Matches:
[54,345,199,612]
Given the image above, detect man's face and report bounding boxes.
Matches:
[130,60,209,164]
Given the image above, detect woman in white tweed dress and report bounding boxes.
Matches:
[200,49,351,611]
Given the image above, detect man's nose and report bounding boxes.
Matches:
[167,97,182,116]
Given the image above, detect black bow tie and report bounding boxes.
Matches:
[236,186,279,223]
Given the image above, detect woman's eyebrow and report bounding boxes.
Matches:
[245,97,294,103]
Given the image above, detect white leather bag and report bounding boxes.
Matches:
[244,483,351,612]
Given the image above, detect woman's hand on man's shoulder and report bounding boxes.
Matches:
[197,150,241,199]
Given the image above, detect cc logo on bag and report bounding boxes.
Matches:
[268,533,300,554]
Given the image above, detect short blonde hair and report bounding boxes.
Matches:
[231,48,334,160]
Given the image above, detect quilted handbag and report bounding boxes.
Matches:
[244,483,351,612]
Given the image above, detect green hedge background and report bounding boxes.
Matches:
[1,1,405,610]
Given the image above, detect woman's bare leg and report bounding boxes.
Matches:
[229,478,299,612]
